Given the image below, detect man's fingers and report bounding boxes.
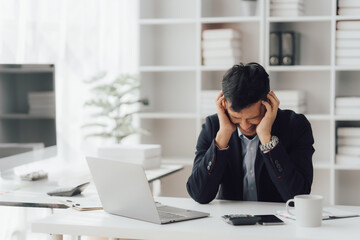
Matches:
[270,91,280,104]
[216,91,224,102]
[262,100,272,114]
[216,96,226,112]
[222,98,227,109]
[267,91,280,111]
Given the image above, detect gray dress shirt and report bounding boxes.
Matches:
[237,128,259,201]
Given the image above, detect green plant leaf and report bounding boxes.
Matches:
[84,71,107,84]
[84,132,113,139]
[83,73,150,143]
[81,123,107,129]
[91,85,118,95]
[84,99,112,109]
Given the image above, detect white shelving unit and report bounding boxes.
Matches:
[0,64,56,150]
[138,0,360,205]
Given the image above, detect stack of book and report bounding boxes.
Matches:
[97,144,162,170]
[270,0,304,17]
[335,97,360,115]
[337,0,360,16]
[202,28,241,66]
[200,90,218,116]
[336,21,360,65]
[28,91,55,116]
[336,127,360,165]
[275,90,306,113]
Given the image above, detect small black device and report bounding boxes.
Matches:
[47,182,90,197]
[255,214,284,225]
[222,214,261,226]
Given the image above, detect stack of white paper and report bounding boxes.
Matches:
[336,21,360,65]
[201,90,219,116]
[335,97,360,115]
[28,91,55,116]
[338,0,360,16]
[97,144,162,169]
[275,90,306,113]
[202,28,241,66]
[270,0,304,17]
[0,143,44,158]
[336,127,360,165]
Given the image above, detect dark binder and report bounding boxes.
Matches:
[269,32,281,65]
[281,31,296,65]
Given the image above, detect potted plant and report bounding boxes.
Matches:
[82,72,150,143]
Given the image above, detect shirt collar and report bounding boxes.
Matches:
[237,127,259,141]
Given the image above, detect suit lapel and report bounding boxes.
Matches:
[255,147,264,200]
[229,130,244,199]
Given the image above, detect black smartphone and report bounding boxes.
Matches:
[222,214,261,225]
[255,214,284,225]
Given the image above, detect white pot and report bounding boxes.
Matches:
[241,0,257,16]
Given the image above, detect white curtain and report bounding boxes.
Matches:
[0,0,138,156]
[0,0,138,239]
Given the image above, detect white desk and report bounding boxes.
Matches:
[32,197,360,240]
[0,156,183,209]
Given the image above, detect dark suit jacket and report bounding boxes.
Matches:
[186,109,315,204]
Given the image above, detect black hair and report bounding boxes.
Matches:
[222,62,270,112]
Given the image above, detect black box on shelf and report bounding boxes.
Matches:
[269,31,300,66]
[269,32,281,65]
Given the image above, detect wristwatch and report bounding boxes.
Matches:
[259,135,279,152]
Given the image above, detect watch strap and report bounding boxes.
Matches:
[259,135,279,152]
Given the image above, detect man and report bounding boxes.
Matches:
[186,62,315,204]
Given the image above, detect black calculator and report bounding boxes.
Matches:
[47,182,90,197]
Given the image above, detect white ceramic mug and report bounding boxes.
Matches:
[286,195,323,227]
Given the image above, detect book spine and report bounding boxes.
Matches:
[336,154,360,164]
[336,57,360,65]
[203,48,241,58]
[336,39,360,48]
[339,0,360,8]
[336,48,360,57]
[336,30,360,39]
[202,39,241,49]
[338,8,360,16]
[338,128,360,137]
[338,146,360,156]
[274,90,305,100]
[203,29,241,40]
[335,97,360,107]
[337,21,360,30]
[203,57,241,66]
[335,107,360,115]
[338,137,360,146]
[271,0,304,4]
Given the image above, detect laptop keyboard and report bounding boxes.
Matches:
[158,211,185,221]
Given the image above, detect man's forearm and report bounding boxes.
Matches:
[215,130,233,149]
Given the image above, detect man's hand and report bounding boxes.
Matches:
[215,91,236,149]
[256,91,280,145]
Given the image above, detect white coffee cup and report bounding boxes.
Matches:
[286,194,323,227]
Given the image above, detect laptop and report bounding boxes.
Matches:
[86,156,210,224]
